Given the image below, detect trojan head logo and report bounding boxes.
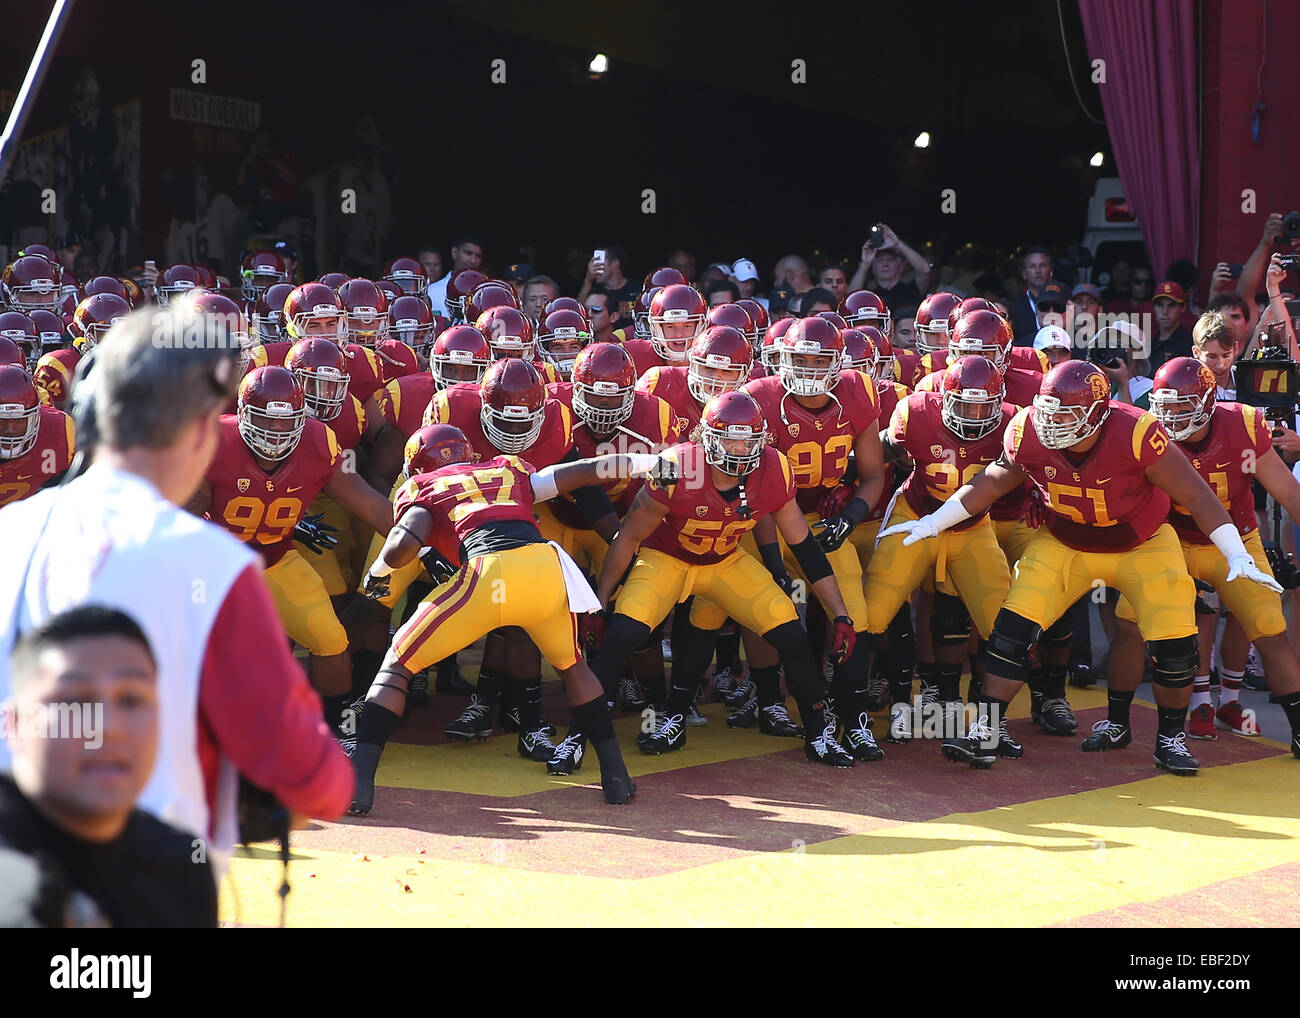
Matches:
[695,505,708,518]
[1088,370,1110,403]
[930,444,943,459]
[237,478,250,493]
[1045,465,1057,480]
[787,423,800,438]
[676,416,689,435]
[1198,363,1215,389]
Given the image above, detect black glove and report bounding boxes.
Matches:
[646,455,679,487]
[815,497,869,553]
[293,513,340,555]
[418,546,458,584]
[361,571,391,601]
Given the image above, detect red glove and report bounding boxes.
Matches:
[829,616,857,666]
[818,482,854,521]
[578,609,607,654]
[1021,486,1047,530]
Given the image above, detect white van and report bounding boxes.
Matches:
[1080,177,1148,288]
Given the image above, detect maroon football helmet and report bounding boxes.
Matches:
[479,358,546,453]
[699,390,766,476]
[389,294,436,354]
[839,290,891,333]
[318,271,350,291]
[915,291,963,356]
[446,269,488,322]
[643,266,687,290]
[1032,360,1112,449]
[3,256,61,313]
[476,305,535,360]
[1150,357,1217,440]
[430,324,492,390]
[840,327,879,376]
[0,363,41,459]
[778,317,844,396]
[241,250,289,302]
[382,256,428,296]
[337,278,390,347]
[949,309,1013,371]
[465,281,520,324]
[155,264,203,306]
[688,325,753,405]
[736,298,769,348]
[286,338,350,421]
[84,275,128,301]
[71,293,130,352]
[0,312,39,372]
[571,342,637,432]
[536,308,593,380]
[237,365,306,460]
[941,356,1006,440]
[284,283,346,346]
[405,423,474,475]
[649,284,707,362]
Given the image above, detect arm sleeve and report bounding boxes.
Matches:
[197,564,354,820]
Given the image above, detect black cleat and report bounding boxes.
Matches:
[1067,661,1095,688]
[1154,732,1200,776]
[865,670,890,712]
[727,698,759,729]
[1081,720,1132,752]
[758,702,803,738]
[346,741,381,816]
[941,714,997,769]
[638,713,686,754]
[725,674,756,708]
[886,702,914,744]
[602,773,637,804]
[995,715,1024,758]
[710,668,739,702]
[805,723,855,767]
[617,676,648,712]
[517,726,557,762]
[1291,732,1300,760]
[445,695,494,741]
[435,669,477,697]
[843,713,885,762]
[547,733,586,775]
[408,673,430,707]
[1031,690,1078,735]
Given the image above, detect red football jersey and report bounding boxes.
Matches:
[890,391,1016,529]
[373,373,437,439]
[1009,346,1050,373]
[0,406,75,507]
[1168,402,1273,544]
[869,378,911,520]
[912,363,1039,409]
[1005,401,1172,551]
[33,348,80,408]
[893,349,925,389]
[641,443,795,565]
[206,415,340,567]
[546,383,681,525]
[249,341,291,369]
[425,382,573,468]
[622,339,667,380]
[636,364,703,435]
[394,453,539,564]
[742,372,879,514]
[321,394,366,452]
[531,359,560,384]
[342,344,384,404]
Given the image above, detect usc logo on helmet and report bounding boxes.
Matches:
[1088,372,1109,402]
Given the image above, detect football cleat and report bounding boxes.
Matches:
[758,702,803,738]
[843,713,885,762]
[887,702,914,743]
[710,668,738,702]
[725,674,756,708]
[1214,700,1259,736]
[1067,661,1096,688]
[1187,703,1218,741]
[602,773,637,805]
[1291,732,1300,760]
[995,715,1023,758]
[805,723,855,767]
[617,675,648,713]
[517,726,557,762]
[407,673,430,707]
[941,714,997,768]
[547,733,586,775]
[683,703,709,727]
[639,713,687,754]
[445,696,494,741]
[1154,731,1200,775]
[1081,720,1132,752]
[1031,691,1078,735]
[865,670,890,712]
[726,698,759,728]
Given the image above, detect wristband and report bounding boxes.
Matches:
[843,497,870,528]
[930,494,974,534]
[625,453,663,476]
[758,541,786,580]
[367,559,395,581]
[1209,522,1248,561]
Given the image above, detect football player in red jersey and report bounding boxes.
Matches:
[0,364,75,507]
[915,310,1045,411]
[913,291,961,359]
[1103,358,1300,757]
[586,390,860,767]
[337,277,390,348]
[2,256,62,314]
[866,357,1016,739]
[622,283,708,378]
[381,255,428,297]
[189,366,394,730]
[388,293,439,363]
[543,343,681,709]
[881,360,1282,773]
[281,282,386,404]
[346,426,661,812]
[738,316,888,758]
[536,308,592,382]
[250,281,296,354]
[0,312,39,373]
[69,293,130,356]
[444,268,488,324]
[637,324,752,437]
[476,304,559,383]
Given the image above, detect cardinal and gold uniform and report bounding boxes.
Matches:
[341,343,385,404]
[294,394,368,595]
[849,375,911,567]
[865,392,1013,635]
[636,365,703,435]
[741,371,879,627]
[1115,403,1283,640]
[206,416,348,655]
[914,358,1043,408]
[538,382,679,574]
[1002,401,1195,640]
[32,348,80,409]
[248,340,292,368]
[371,372,437,440]
[615,442,799,636]
[621,338,668,380]
[0,405,75,507]
[388,455,581,673]
[893,349,925,389]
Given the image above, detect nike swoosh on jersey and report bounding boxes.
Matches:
[1215,462,1231,469]
[287,486,303,493]
[1095,477,1111,484]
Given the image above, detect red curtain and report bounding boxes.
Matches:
[1078,0,1200,278]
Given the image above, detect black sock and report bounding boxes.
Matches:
[936,663,962,703]
[1042,665,1068,700]
[350,650,383,700]
[794,696,827,735]
[1108,688,1135,727]
[323,693,350,730]
[1026,666,1047,695]
[518,676,543,731]
[978,696,1009,732]
[475,667,502,707]
[1272,690,1300,735]
[752,665,782,707]
[572,696,627,777]
[715,629,740,671]
[918,661,939,695]
[436,653,459,681]
[1156,705,1188,739]
[356,701,402,751]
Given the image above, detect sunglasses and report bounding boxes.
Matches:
[585,305,607,315]
[1038,302,1067,312]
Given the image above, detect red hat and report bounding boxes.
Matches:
[1153,280,1186,304]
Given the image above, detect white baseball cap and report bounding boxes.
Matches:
[731,259,759,282]
[1032,325,1071,352]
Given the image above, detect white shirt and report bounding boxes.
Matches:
[0,465,256,860]
[426,271,453,319]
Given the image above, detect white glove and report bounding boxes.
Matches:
[1211,524,1284,593]
[877,495,973,546]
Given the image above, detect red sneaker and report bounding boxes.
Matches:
[1188,704,1218,741]
[1214,700,1259,736]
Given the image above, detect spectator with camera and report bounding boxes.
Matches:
[849,223,932,310]
[1087,320,1152,405]
[0,306,353,879]
[0,606,218,927]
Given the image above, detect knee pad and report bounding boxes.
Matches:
[1151,635,1198,689]
[985,609,1042,683]
[1041,613,1073,650]
[930,592,973,647]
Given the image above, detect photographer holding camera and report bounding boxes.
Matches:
[1086,320,1153,405]
[0,306,353,881]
